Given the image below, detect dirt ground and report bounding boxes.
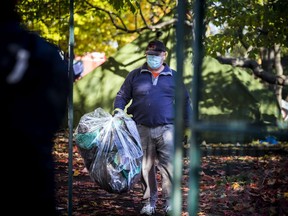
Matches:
[53,131,288,216]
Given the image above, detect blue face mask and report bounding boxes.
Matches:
[147,55,163,69]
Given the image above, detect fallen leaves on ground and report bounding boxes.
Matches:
[54,131,288,216]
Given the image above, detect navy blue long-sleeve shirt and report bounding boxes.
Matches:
[114,62,191,127]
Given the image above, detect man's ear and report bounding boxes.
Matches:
[164,51,168,59]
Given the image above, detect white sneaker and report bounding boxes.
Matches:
[140,204,156,215]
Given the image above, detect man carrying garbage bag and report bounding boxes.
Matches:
[113,40,192,215]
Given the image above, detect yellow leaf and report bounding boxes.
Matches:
[73,170,80,177]
[232,182,240,190]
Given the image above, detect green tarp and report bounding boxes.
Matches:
[73,28,281,143]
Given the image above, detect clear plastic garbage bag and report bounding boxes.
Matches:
[74,107,143,193]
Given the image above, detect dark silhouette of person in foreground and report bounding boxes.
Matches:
[0,1,69,215]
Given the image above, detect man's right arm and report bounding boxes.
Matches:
[113,71,135,111]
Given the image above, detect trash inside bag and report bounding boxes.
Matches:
[74,107,143,193]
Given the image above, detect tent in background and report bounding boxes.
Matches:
[73,27,281,143]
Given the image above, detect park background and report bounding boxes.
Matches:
[16,1,287,215]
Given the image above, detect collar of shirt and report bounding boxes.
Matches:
[140,62,173,76]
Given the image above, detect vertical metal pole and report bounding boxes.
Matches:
[172,1,186,216]
[68,0,74,215]
[188,0,205,215]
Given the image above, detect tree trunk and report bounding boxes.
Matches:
[274,44,283,106]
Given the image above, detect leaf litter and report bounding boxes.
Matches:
[54,131,288,216]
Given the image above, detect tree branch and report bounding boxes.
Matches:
[83,0,129,31]
[216,56,288,86]
[83,0,182,34]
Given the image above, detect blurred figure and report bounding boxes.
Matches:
[0,1,69,215]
